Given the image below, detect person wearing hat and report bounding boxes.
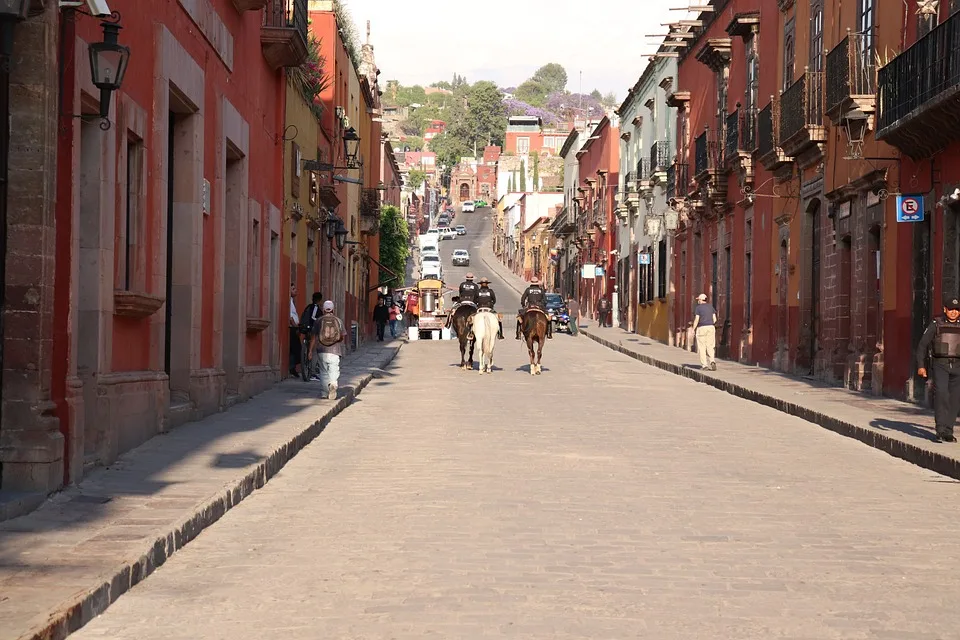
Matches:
[475,277,504,339]
[916,296,960,442]
[692,293,718,371]
[313,300,347,400]
[518,276,552,340]
[458,272,480,305]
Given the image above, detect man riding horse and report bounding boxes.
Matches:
[447,273,479,330]
[476,277,504,339]
[449,274,481,369]
[517,277,553,340]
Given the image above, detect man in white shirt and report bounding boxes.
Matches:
[289,283,300,376]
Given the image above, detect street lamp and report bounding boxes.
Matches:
[343,127,360,168]
[89,21,130,121]
[840,109,869,160]
[325,215,340,240]
[335,220,348,250]
[0,0,28,23]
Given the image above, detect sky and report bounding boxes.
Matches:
[341,0,683,100]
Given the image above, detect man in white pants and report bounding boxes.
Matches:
[313,300,347,399]
[692,293,718,371]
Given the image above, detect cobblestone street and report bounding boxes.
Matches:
[68,216,960,638]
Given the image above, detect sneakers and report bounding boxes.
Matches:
[710,362,717,371]
[327,382,337,400]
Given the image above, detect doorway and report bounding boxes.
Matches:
[222,144,244,395]
[777,236,789,364]
[459,183,469,200]
[802,200,821,373]
[911,216,932,402]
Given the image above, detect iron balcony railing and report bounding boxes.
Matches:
[877,10,960,131]
[360,187,381,216]
[758,103,773,157]
[636,158,651,181]
[724,110,739,162]
[624,171,637,191]
[694,130,722,177]
[666,162,689,200]
[780,70,825,143]
[264,0,308,38]
[650,140,670,172]
[826,31,876,114]
[740,105,758,151]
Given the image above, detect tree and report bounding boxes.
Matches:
[602,91,618,108]
[378,205,409,287]
[532,63,568,94]
[590,88,602,100]
[532,153,539,191]
[466,81,507,148]
[400,135,424,151]
[428,132,470,174]
[519,160,527,192]
[514,78,547,108]
[407,169,426,191]
[431,80,452,90]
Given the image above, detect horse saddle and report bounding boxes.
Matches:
[521,307,549,320]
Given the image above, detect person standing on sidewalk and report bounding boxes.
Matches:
[566,297,580,336]
[288,283,301,377]
[389,303,400,338]
[917,296,960,442]
[692,293,718,371]
[372,299,389,342]
[598,297,610,328]
[314,300,347,400]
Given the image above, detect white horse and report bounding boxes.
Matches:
[471,310,499,374]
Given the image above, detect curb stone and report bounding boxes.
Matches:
[17,343,402,640]
[579,329,960,482]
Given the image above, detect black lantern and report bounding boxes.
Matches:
[335,221,348,250]
[841,110,869,161]
[325,215,340,240]
[342,127,360,168]
[88,21,130,120]
[376,181,387,192]
[0,0,29,22]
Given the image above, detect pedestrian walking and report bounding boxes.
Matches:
[389,303,400,338]
[917,296,960,442]
[288,283,301,377]
[405,290,420,328]
[314,300,347,400]
[373,299,389,341]
[692,293,718,371]
[566,297,580,336]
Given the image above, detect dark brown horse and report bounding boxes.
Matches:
[519,308,548,375]
[451,302,477,370]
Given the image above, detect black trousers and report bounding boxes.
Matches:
[289,327,301,373]
[933,358,960,436]
[376,321,386,340]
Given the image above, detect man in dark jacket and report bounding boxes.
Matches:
[458,273,480,304]
[372,299,390,341]
[517,277,551,340]
[475,277,503,339]
[917,295,960,442]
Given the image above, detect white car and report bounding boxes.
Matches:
[438,227,457,240]
[420,254,442,269]
[452,249,470,266]
[421,260,442,279]
[461,201,475,213]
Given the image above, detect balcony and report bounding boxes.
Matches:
[233,0,268,11]
[649,141,670,181]
[876,10,960,158]
[694,130,727,210]
[360,188,381,235]
[758,101,793,170]
[261,0,308,70]
[825,32,876,123]
[624,171,640,208]
[636,158,652,192]
[725,106,758,188]
[779,70,826,159]
[666,162,689,201]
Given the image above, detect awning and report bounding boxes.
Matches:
[364,254,404,291]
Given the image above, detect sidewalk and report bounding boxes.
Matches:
[479,241,960,481]
[0,339,402,640]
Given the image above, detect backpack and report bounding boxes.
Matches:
[317,315,342,347]
[299,303,318,333]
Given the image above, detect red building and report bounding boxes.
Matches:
[504,116,566,156]
[573,116,619,320]
[424,119,446,143]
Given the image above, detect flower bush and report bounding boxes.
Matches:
[291,34,331,118]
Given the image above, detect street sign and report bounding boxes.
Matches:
[897,194,924,222]
[638,252,652,265]
[594,266,605,277]
[581,264,596,278]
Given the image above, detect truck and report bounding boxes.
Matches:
[418,231,439,250]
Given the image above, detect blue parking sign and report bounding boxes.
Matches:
[897,194,924,222]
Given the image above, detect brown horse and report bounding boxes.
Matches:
[451,302,477,370]
[519,307,548,375]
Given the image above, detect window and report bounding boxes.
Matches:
[724,246,732,319]
[716,68,728,138]
[745,252,753,327]
[250,219,261,313]
[122,138,144,290]
[809,0,824,71]
[646,251,655,302]
[711,251,718,309]
[517,137,530,154]
[783,17,796,90]
[745,36,759,113]
[858,0,875,60]
[291,142,301,198]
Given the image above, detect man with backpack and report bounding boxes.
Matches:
[313,300,347,400]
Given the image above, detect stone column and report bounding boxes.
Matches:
[0,2,64,492]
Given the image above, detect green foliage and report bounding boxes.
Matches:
[289,34,331,119]
[398,135,424,151]
[431,80,452,90]
[531,153,539,190]
[532,63,567,94]
[589,89,603,100]
[378,205,409,287]
[514,78,547,107]
[465,81,506,147]
[407,169,426,190]
[332,0,361,69]
[428,132,470,173]
[452,73,468,89]
[519,160,527,192]
[602,91,618,108]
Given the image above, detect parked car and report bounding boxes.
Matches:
[452,249,470,266]
[474,199,488,208]
[437,215,450,227]
[421,262,442,280]
[455,225,467,235]
[439,227,458,240]
[461,200,475,213]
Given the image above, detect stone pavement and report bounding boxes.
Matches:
[70,306,960,639]
[0,339,401,640]
[477,230,960,483]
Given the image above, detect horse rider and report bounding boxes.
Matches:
[446,273,479,329]
[475,277,504,339]
[517,276,552,340]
